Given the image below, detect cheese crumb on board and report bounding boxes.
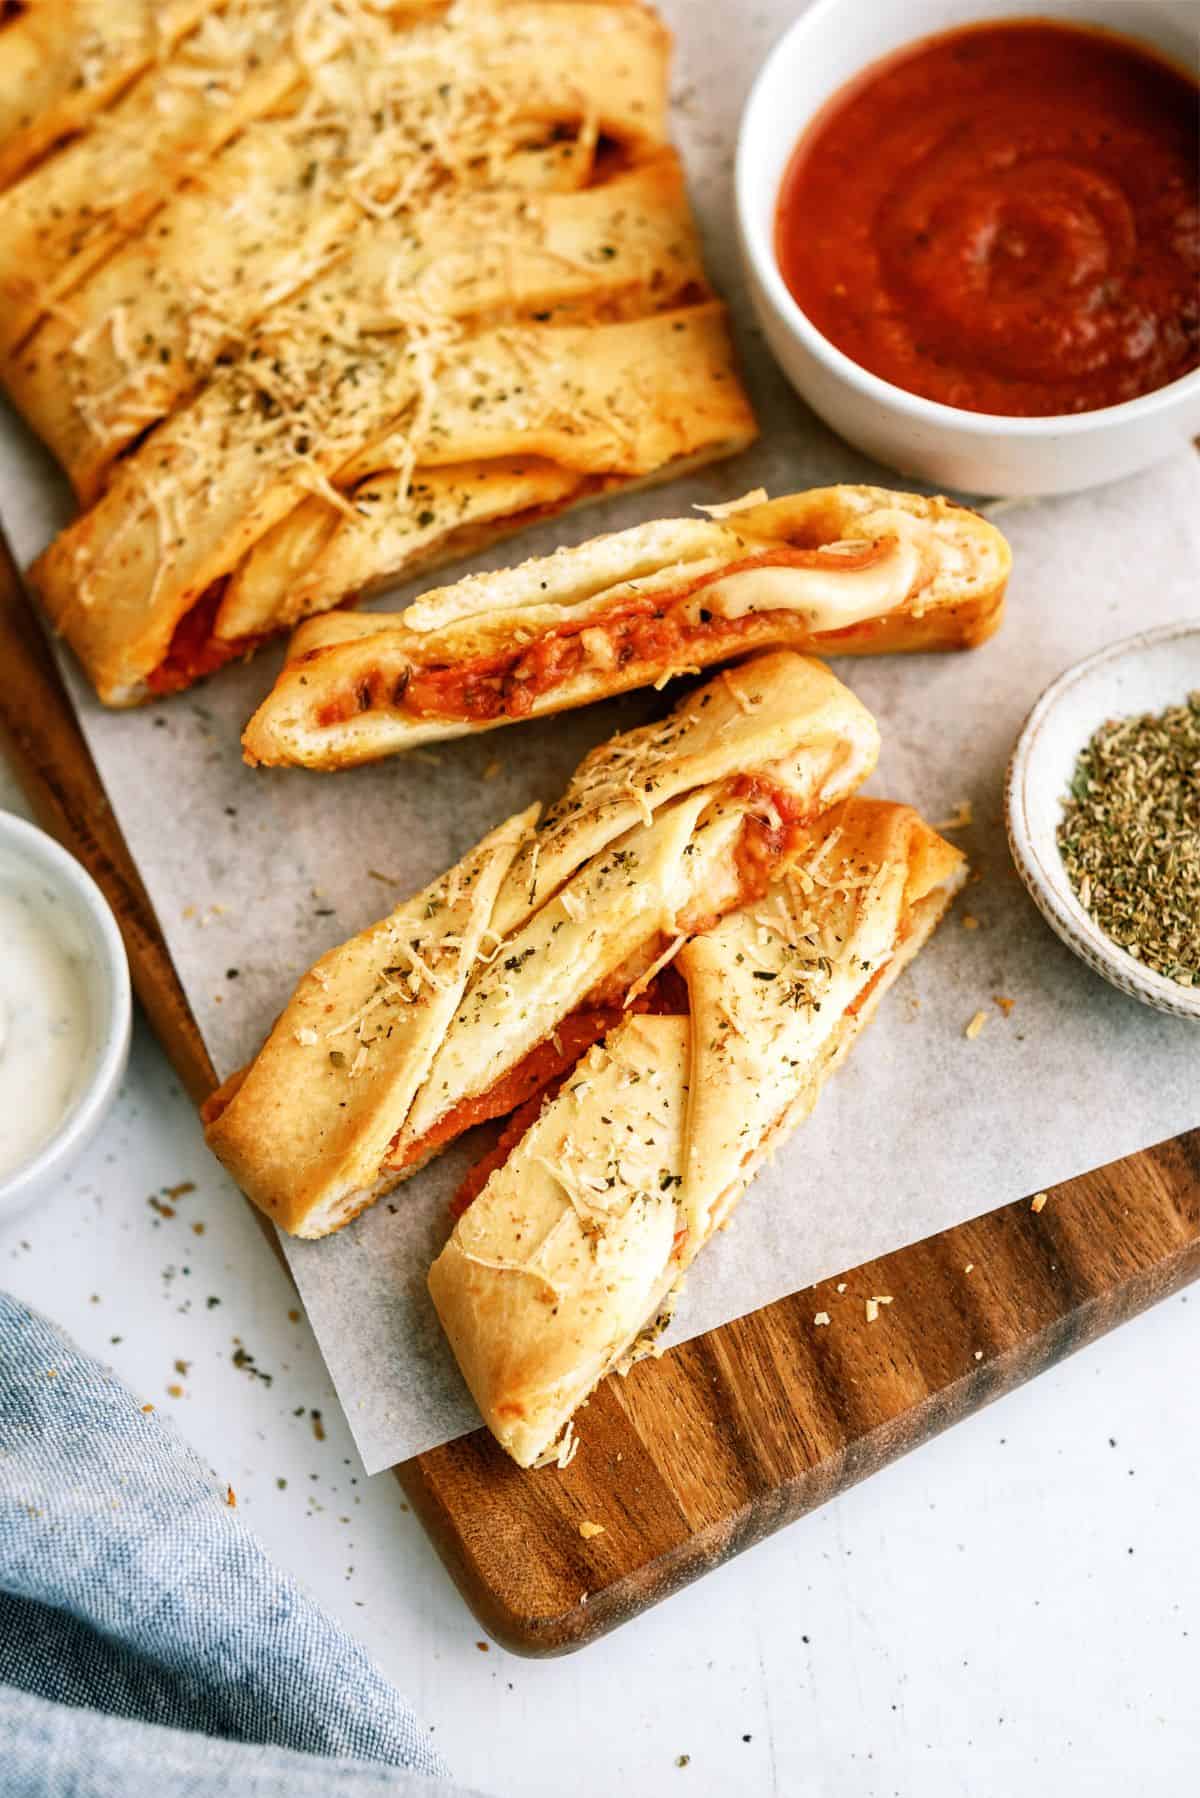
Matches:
[579,1520,606,1539]
[965,1009,988,1039]
[813,1311,831,1327]
[1031,1191,1048,1213]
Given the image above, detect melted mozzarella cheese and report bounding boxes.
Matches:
[701,531,922,630]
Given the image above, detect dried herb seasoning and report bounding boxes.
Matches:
[1057,693,1200,986]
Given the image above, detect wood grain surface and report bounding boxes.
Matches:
[2,533,1197,1655]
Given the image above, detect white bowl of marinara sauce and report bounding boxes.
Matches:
[735,0,1200,497]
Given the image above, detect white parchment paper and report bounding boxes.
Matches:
[2,1,1198,1473]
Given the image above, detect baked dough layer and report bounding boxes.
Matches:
[203,807,534,1239]
[0,1,222,193]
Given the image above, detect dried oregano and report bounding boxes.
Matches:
[1057,692,1200,987]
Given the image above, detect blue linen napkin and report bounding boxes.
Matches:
[0,1293,485,1796]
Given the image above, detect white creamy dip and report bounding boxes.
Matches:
[0,875,94,1180]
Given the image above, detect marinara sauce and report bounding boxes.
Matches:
[775,22,1200,416]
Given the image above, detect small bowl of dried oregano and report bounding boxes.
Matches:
[1006,620,1200,1020]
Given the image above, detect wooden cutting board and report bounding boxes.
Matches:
[2,537,1197,1655]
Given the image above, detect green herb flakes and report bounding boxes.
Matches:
[1056,693,1200,986]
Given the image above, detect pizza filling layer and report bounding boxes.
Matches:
[146,584,265,696]
[385,996,657,1175]
[390,967,690,1207]
[728,775,816,900]
[313,541,909,728]
[148,581,372,696]
[146,486,606,698]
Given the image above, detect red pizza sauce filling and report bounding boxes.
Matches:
[146,585,268,697]
[313,542,894,728]
[389,966,690,1196]
[728,774,817,901]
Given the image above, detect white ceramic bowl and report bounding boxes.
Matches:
[1006,622,1200,1019]
[736,0,1200,496]
[0,811,132,1222]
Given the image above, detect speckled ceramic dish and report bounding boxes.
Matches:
[1006,621,1200,1019]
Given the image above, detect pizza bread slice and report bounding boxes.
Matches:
[242,484,1010,768]
[203,653,879,1236]
[11,3,756,712]
[427,796,965,1467]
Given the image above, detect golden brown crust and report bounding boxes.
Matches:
[679,798,966,1242]
[428,796,965,1466]
[204,808,534,1238]
[0,2,223,196]
[33,302,753,707]
[0,2,671,356]
[488,648,880,939]
[10,152,703,505]
[242,485,1010,769]
[0,3,300,358]
[213,300,753,644]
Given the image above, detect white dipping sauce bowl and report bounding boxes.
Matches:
[1006,622,1200,1019]
[735,0,1200,496]
[0,811,132,1223]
